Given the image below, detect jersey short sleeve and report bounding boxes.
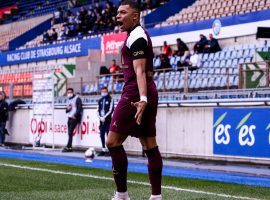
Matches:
[126,26,148,60]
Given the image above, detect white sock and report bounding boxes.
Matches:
[150,194,162,199]
[102,148,106,152]
[116,191,128,198]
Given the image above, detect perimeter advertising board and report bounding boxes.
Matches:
[213,108,270,158]
[29,108,101,148]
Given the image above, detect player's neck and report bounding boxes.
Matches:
[128,23,140,34]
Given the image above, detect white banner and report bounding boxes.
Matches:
[32,71,54,146]
[29,108,101,148]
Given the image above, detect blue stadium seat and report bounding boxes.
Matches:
[202,54,209,62]
[220,60,226,68]
[214,77,222,88]
[201,77,208,89]
[243,49,250,58]
[196,69,203,78]
[230,50,237,59]
[232,58,239,68]
[249,49,255,57]
[236,49,244,59]
[225,50,232,59]
[219,51,226,60]
[214,68,221,75]
[245,57,252,63]
[214,60,220,68]
[208,60,214,68]
[207,77,215,88]
[233,68,238,75]
[239,58,245,64]
[172,79,180,90]
[202,61,209,68]
[220,67,227,75]
[220,76,227,88]
[213,52,220,60]
[178,78,185,89]
[208,53,215,61]
[189,78,196,89]
[208,68,214,75]
[157,79,164,90]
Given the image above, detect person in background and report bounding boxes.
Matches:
[177,50,191,68]
[170,51,179,70]
[0,91,8,147]
[51,28,58,41]
[194,34,208,53]
[97,86,114,156]
[62,88,83,152]
[189,49,202,70]
[159,54,171,70]
[109,59,119,74]
[204,33,221,53]
[176,38,188,57]
[163,41,172,58]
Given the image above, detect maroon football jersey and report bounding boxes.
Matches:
[121,25,156,95]
[109,26,158,137]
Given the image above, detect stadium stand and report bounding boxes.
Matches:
[0,71,32,97]
[0,14,51,51]
[156,0,270,27]
[0,0,67,24]
[20,0,169,49]
[82,41,270,95]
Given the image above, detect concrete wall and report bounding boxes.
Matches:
[124,107,213,157]
[6,107,213,155]
[5,106,270,164]
[6,109,30,144]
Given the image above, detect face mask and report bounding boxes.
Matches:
[67,93,73,98]
[101,93,108,97]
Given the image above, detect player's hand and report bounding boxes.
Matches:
[72,116,76,120]
[131,101,147,125]
[100,117,105,123]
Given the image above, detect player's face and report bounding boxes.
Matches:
[116,5,138,32]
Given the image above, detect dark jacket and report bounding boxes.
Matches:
[177,40,189,54]
[208,38,221,53]
[97,95,114,123]
[0,100,9,122]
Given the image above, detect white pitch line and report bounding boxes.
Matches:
[0,163,261,200]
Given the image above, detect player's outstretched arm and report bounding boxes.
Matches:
[132,58,147,125]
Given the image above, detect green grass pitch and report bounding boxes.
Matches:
[0,158,269,200]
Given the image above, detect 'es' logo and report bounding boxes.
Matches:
[236,112,255,146]
[214,112,230,145]
[215,124,231,145]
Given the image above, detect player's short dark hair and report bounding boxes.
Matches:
[67,88,74,92]
[120,0,140,13]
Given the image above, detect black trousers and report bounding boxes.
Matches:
[99,121,110,148]
[67,118,78,148]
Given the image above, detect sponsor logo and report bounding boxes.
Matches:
[102,32,127,54]
[30,115,99,140]
[133,50,144,57]
[214,112,256,146]
[212,19,222,36]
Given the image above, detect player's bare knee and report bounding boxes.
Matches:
[140,137,157,150]
[106,131,126,148]
[106,140,114,148]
